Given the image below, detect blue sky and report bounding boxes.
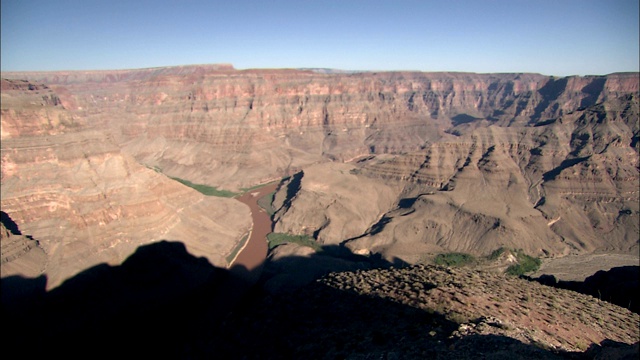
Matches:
[1,0,638,76]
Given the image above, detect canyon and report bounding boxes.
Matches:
[1,64,639,358]
[1,65,638,288]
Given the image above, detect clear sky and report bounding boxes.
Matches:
[1,0,638,76]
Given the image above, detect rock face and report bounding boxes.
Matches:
[267,73,639,261]
[10,68,634,191]
[1,66,638,283]
[1,211,47,278]
[1,78,251,288]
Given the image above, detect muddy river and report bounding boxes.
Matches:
[229,182,278,284]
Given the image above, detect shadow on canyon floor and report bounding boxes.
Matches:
[1,210,32,239]
[527,265,640,314]
[1,240,636,359]
[210,277,590,360]
[258,243,409,294]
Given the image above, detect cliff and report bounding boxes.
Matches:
[5,68,636,191]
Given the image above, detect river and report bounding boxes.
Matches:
[228,182,278,285]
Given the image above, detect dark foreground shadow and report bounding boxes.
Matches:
[1,240,252,358]
[3,240,636,359]
[527,266,639,314]
[209,276,593,360]
[259,243,409,294]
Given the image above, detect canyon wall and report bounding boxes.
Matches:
[5,68,636,190]
[2,66,638,278]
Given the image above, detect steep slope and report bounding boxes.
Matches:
[10,68,635,191]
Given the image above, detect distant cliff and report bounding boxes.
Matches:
[4,67,636,190]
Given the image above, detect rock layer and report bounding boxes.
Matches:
[7,68,636,191]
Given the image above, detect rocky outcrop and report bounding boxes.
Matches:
[272,162,403,245]
[0,211,46,278]
[215,264,639,359]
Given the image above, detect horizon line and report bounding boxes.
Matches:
[1,63,639,78]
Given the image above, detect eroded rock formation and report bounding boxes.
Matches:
[1,66,638,283]
[266,72,639,261]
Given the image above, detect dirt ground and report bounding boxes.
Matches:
[529,253,640,281]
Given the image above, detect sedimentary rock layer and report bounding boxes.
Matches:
[6,67,636,191]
